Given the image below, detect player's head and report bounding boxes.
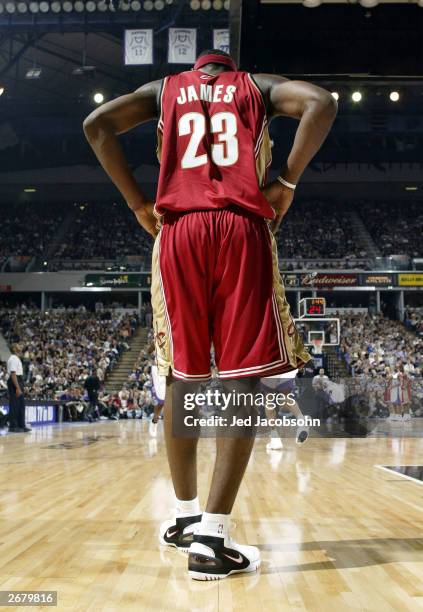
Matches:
[194,48,237,73]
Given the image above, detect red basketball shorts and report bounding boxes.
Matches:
[151,206,310,381]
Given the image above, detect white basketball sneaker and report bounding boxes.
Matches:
[149,420,158,437]
[188,533,261,580]
[266,437,283,451]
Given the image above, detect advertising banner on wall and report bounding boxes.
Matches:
[84,274,150,288]
[360,274,395,286]
[300,272,358,288]
[398,273,423,286]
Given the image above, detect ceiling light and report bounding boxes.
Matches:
[154,0,164,8]
[63,1,73,12]
[190,0,200,8]
[5,2,16,13]
[17,2,28,13]
[352,91,362,103]
[93,92,104,104]
[51,1,62,11]
[29,2,39,12]
[39,1,50,12]
[26,67,42,79]
[131,0,141,8]
[144,0,153,9]
[389,91,400,102]
[86,0,97,10]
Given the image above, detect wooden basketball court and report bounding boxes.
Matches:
[0,420,422,611]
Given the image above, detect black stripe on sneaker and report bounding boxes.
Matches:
[189,534,250,575]
[163,514,202,547]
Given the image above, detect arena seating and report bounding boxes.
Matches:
[359,200,423,257]
[277,201,362,260]
[53,202,153,261]
[0,200,421,270]
[0,306,139,400]
[0,203,65,258]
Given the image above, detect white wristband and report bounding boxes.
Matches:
[276,176,296,190]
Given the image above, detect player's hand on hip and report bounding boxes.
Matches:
[133,202,159,238]
[261,180,294,234]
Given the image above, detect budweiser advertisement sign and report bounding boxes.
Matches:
[300,272,358,287]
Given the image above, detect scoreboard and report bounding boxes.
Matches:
[299,297,326,318]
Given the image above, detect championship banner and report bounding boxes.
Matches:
[168,28,197,64]
[398,273,423,286]
[213,29,230,54]
[124,29,153,65]
[84,273,150,288]
[360,273,394,286]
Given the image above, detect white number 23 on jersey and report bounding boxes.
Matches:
[178,111,239,169]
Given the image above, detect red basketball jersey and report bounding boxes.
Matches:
[155,70,274,219]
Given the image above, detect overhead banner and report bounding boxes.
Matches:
[168,28,197,64]
[124,29,153,65]
[398,273,423,286]
[213,29,230,54]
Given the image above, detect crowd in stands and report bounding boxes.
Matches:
[337,310,423,418]
[53,203,153,261]
[277,201,367,261]
[58,330,159,422]
[0,304,139,400]
[0,203,65,259]
[2,199,422,268]
[360,200,423,257]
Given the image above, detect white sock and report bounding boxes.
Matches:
[199,512,230,538]
[175,496,200,517]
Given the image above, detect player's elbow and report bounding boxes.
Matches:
[308,89,338,120]
[83,110,113,142]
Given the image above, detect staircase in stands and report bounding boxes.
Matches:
[344,209,381,260]
[104,326,149,393]
[325,346,350,381]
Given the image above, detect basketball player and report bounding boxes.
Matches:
[148,341,166,437]
[84,50,337,580]
[263,370,309,451]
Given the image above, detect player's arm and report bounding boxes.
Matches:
[83,80,162,237]
[253,74,338,232]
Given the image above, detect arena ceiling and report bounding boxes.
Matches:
[1,1,423,112]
